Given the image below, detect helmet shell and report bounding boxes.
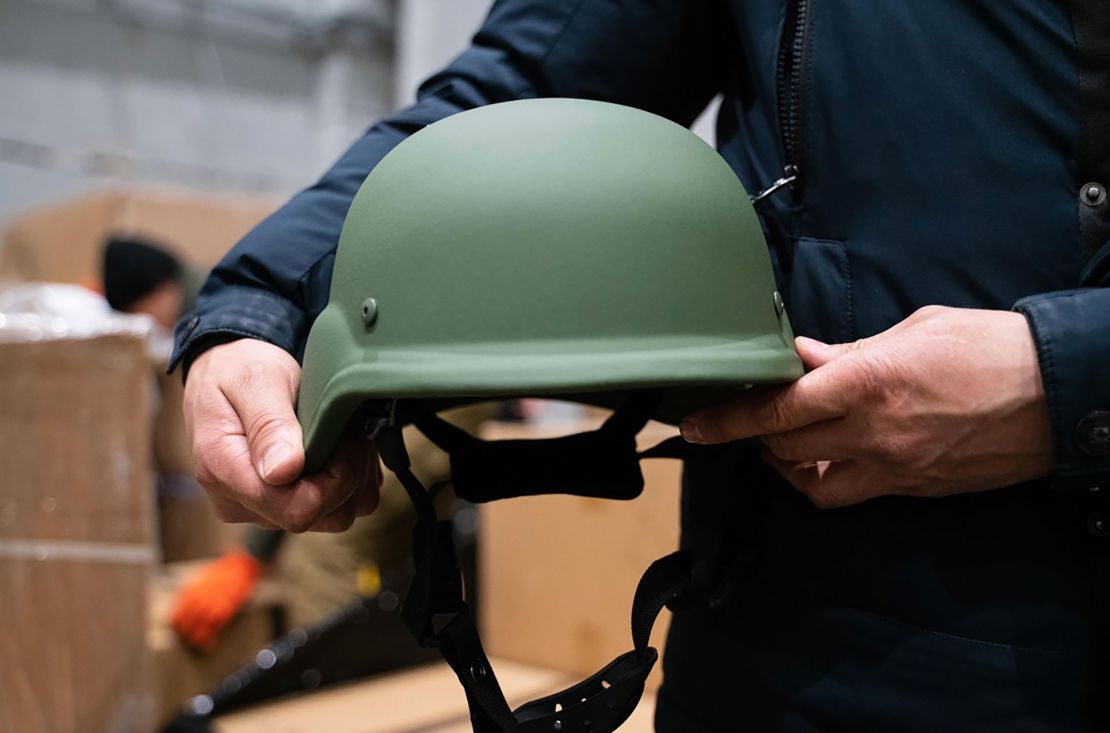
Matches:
[298,99,802,471]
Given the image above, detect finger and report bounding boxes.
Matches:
[796,335,882,370]
[795,336,847,370]
[279,472,360,533]
[759,418,855,463]
[796,308,935,370]
[326,427,381,520]
[309,431,376,528]
[354,446,383,517]
[359,459,383,516]
[207,494,276,527]
[682,366,855,444]
[219,364,305,486]
[200,440,355,532]
[309,492,361,533]
[761,450,882,509]
[199,406,375,532]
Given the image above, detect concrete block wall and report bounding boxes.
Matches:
[0,0,397,231]
[0,0,716,237]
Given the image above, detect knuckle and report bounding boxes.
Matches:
[193,460,219,492]
[281,505,320,534]
[333,508,358,533]
[843,356,884,402]
[230,356,297,396]
[309,503,357,534]
[753,394,791,433]
[767,393,792,429]
[913,304,945,320]
[232,361,272,390]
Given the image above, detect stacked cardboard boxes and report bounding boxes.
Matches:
[0,332,156,733]
[0,188,279,286]
[0,188,281,562]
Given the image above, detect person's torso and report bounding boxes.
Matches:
[719,0,1081,340]
[660,4,1098,730]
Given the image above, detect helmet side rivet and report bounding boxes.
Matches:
[361,298,378,328]
[773,291,785,317]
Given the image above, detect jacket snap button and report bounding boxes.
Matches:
[1075,411,1110,456]
[1088,514,1109,538]
[1081,182,1106,207]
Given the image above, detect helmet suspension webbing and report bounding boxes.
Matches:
[373,397,704,733]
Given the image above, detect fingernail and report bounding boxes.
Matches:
[259,442,292,482]
[680,420,704,444]
[795,336,829,349]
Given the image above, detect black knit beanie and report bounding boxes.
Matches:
[102,236,182,311]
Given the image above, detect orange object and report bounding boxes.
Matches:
[171,550,261,651]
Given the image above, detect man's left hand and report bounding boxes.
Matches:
[681,306,1053,508]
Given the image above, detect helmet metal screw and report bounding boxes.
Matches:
[773,291,785,317]
[1082,182,1106,207]
[361,298,378,328]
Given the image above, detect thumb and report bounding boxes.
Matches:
[794,336,852,370]
[222,361,305,485]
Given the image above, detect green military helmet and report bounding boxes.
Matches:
[297,97,802,473]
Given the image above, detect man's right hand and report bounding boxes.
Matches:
[184,338,381,532]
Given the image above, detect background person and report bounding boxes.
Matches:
[101,235,186,330]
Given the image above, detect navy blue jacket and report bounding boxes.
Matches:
[173,2,1110,730]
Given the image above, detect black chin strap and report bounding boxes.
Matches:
[374,400,709,733]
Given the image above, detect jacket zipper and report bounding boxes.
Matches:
[776,0,810,194]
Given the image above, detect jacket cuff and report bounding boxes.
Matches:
[169,287,309,376]
[1014,288,1110,491]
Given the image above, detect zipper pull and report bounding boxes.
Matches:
[749,165,799,204]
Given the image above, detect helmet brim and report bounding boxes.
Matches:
[298,336,802,473]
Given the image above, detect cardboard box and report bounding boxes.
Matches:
[0,187,282,562]
[477,419,682,691]
[0,333,157,733]
[0,187,280,286]
[213,659,656,733]
[149,563,284,725]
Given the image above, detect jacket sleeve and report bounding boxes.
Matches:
[1014,253,1110,490]
[170,0,728,373]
